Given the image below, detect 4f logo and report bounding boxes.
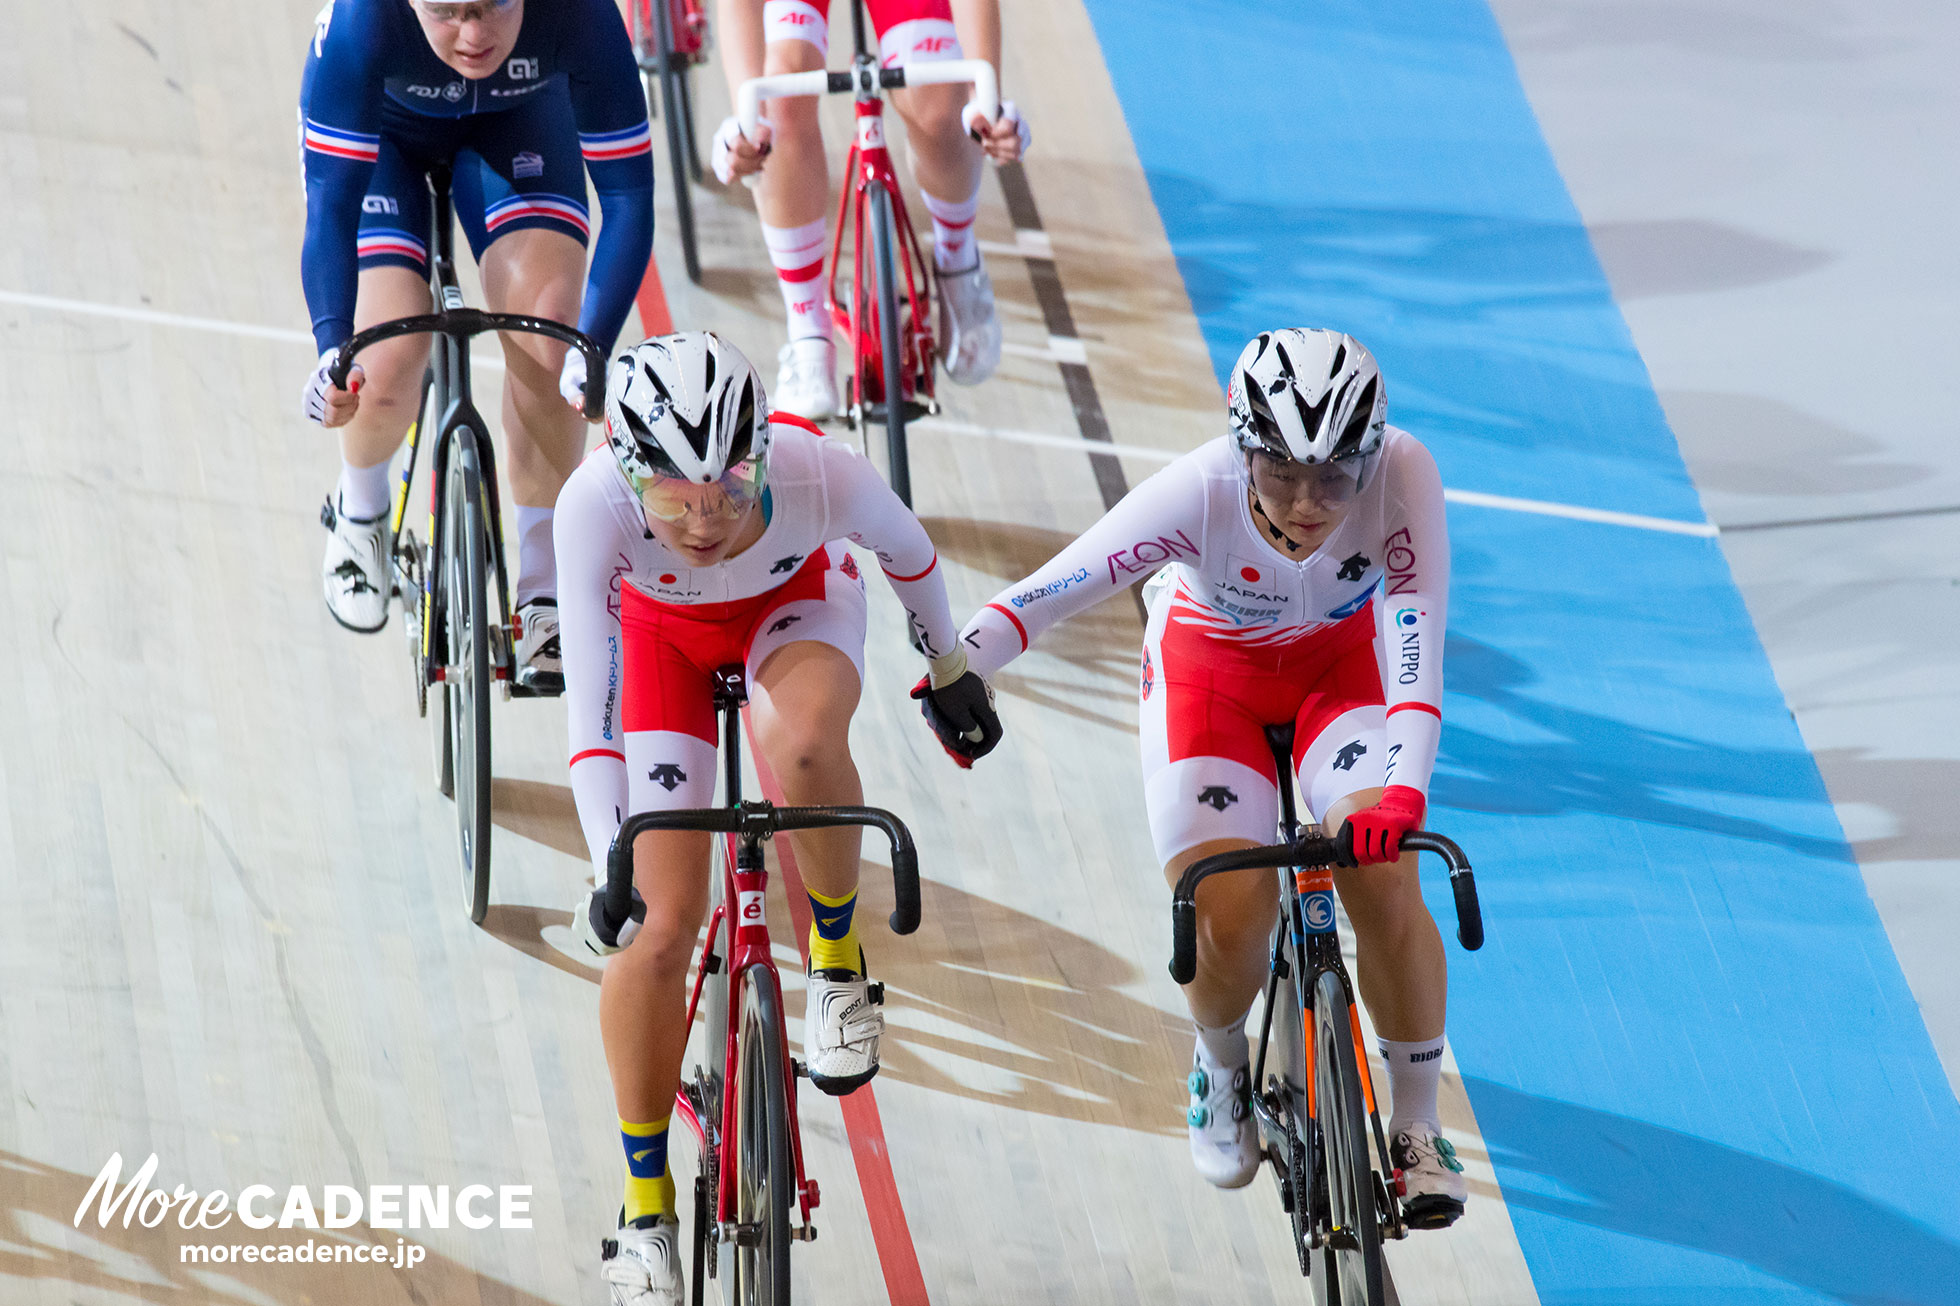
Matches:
[507,57,539,80]
[1197,785,1238,811]
[647,764,687,792]
[1331,741,1367,772]
[1337,553,1370,583]
[770,554,803,575]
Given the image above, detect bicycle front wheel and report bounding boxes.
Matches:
[442,439,494,923]
[1313,967,1384,1306]
[727,973,793,1306]
[867,183,911,507]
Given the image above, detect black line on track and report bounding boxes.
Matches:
[1718,502,1960,533]
[993,162,1146,625]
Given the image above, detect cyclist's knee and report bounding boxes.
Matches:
[892,83,964,146]
[350,334,430,414]
[621,911,699,980]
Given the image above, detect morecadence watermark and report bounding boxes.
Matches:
[76,1153,533,1269]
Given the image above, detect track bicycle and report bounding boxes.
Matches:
[327,161,605,924]
[630,0,709,284]
[1169,725,1484,1306]
[586,663,923,1304]
[734,0,999,506]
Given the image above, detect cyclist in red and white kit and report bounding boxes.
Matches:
[940,328,1468,1226]
[558,331,999,1304]
[709,0,1030,419]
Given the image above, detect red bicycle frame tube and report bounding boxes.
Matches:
[825,98,937,411]
[674,831,819,1228]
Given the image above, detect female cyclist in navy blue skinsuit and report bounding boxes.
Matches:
[299,0,654,689]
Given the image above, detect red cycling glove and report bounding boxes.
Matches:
[1343,785,1427,865]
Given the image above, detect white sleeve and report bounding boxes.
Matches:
[1372,437,1450,798]
[555,461,633,877]
[957,452,1209,679]
[821,440,961,659]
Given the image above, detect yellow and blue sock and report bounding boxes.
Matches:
[621,1115,676,1224]
[807,885,861,975]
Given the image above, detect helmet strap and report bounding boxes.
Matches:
[1248,489,1307,554]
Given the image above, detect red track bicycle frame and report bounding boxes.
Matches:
[826,98,936,410]
[672,831,820,1227]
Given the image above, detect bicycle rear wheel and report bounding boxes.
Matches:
[653,0,701,284]
[867,183,911,507]
[442,439,494,923]
[1313,968,1384,1306]
[727,973,792,1306]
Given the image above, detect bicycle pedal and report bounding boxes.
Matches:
[601,1237,619,1257]
[791,1057,809,1079]
[867,981,885,1003]
[791,1224,818,1243]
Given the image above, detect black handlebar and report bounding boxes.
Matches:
[1169,826,1483,985]
[600,799,922,940]
[329,310,607,420]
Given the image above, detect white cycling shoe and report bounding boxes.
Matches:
[515,597,562,696]
[936,258,1002,386]
[320,495,389,633]
[804,956,885,1096]
[774,337,840,421]
[1392,1123,1467,1229]
[602,1216,683,1306]
[1187,1040,1260,1189]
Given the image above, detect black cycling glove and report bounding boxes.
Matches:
[909,650,1003,768]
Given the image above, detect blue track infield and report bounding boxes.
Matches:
[1073,0,1960,1301]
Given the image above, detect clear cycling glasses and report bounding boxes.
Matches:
[414,0,519,26]
[1247,449,1380,508]
[630,459,769,524]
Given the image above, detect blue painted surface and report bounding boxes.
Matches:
[1073,0,1960,1301]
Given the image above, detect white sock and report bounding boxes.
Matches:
[336,458,393,523]
[514,505,555,607]
[760,218,832,342]
[1193,1012,1250,1069]
[1379,1035,1446,1136]
[921,181,981,273]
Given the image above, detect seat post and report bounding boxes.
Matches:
[1264,724,1299,840]
[714,665,749,804]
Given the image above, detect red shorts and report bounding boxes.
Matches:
[1138,597,1388,864]
[617,547,868,814]
[762,0,960,68]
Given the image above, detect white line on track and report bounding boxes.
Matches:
[3,288,1718,538]
[915,418,1720,536]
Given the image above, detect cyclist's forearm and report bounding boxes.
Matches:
[579,171,656,352]
[299,164,371,354]
[949,0,1001,75]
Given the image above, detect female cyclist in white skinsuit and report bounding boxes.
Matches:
[939,328,1468,1226]
[557,332,1000,1304]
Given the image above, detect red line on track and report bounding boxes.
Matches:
[743,714,932,1306]
[636,253,674,338]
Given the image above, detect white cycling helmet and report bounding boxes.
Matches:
[605,331,770,488]
[1227,328,1386,472]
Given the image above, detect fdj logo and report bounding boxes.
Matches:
[1302,891,1335,932]
[507,57,539,80]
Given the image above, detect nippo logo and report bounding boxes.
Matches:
[1396,607,1422,627]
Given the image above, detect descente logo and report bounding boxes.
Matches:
[75,1152,533,1233]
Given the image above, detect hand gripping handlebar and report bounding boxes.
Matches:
[595,800,923,944]
[1169,828,1483,985]
[329,310,607,420]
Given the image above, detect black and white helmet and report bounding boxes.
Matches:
[1227,328,1386,467]
[605,331,770,486]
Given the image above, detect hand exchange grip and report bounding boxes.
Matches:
[329,311,606,419]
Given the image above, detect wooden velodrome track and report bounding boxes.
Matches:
[2,2,1539,1303]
